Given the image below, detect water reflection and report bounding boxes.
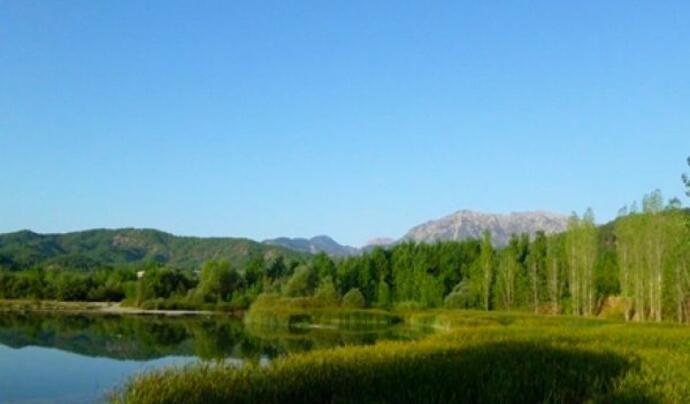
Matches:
[0,312,423,361]
[0,312,425,403]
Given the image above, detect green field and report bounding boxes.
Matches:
[112,309,690,403]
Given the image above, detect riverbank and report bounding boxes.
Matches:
[0,299,235,316]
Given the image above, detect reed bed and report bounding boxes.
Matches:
[112,310,690,403]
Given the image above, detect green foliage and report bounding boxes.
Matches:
[375,278,391,308]
[0,268,134,302]
[480,230,494,310]
[54,272,91,301]
[444,280,478,309]
[616,191,690,322]
[195,261,240,303]
[342,288,365,308]
[0,228,305,271]
[136,267,194,304]
[565,209,599,315]
[283,265,317,297]
[3,183,690,323]
[311,253,336,279]
[313,276,339,304]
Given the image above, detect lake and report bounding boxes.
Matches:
[0,312,423,403]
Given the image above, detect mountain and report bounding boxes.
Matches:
[0,211,572,270]
[264,211,569,256]
[0,228,305,271]
[360,238,396,253]
[364,238,396,248]
[402,210,569,247]
[262,235,359,257]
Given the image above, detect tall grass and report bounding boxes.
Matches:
[113,310,690,403]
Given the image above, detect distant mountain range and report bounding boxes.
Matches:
[264,210,569,255]
[0,210,571,270]
[0,228,304,271]
[262,236,359,257]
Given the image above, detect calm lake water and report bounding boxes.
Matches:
[0,312,422,403]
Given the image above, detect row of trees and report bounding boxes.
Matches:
[0,200,686,321]
[2,160,689,322]
[616,192,690,322]
[0,268,133,302]
[1,200,687,322]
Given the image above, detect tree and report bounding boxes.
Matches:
[312,253,336,280]
[528,231,548,312]
[495,245,518,310]
[565,209,598,316]
[314,276,339,305]
[197,260,241,303]
[444,280,478,309]
[284,265,317,297]
[336,259,360,297]
[265,256,288,280]
[342,288,366,308]
[616,191,687,322]
[55,272,91,301]
[616,210,644,321]
[376,277,392,308]
[391,242,416,303]
[666,207,690,323]
[546,236,564,314]
[244,256,265,288]
[480,230,494,311]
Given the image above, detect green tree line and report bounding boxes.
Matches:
[2,160,690,322]
[1,196,688,321]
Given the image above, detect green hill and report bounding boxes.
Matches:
[0,228,306,271]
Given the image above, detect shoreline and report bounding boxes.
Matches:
[0,299,240,317]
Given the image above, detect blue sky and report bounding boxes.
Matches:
[2,1,689,246]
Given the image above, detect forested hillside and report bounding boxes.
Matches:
[0,228,304,271]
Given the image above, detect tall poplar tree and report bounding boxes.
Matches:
[546,235,564,314]
[565,209,598,316]
[528,231,547,313]
[480,230,494,311]
[495,245,517,310]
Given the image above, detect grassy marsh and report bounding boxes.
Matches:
[112,309,690,403]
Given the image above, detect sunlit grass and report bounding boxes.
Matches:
[112,310,690,403]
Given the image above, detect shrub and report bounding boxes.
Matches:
[444,281,478,309]
[313,276,339,305]
[283,265,317,297]
[342,288,365,308]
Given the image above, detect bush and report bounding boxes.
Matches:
[444,281,478,309]
[283,265,317,297]
[313,276,339,305]
[342,288,365,308]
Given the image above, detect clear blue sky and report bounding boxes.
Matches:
[2,1,689,246]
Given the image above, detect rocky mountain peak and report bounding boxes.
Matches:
[403,210,569,247]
